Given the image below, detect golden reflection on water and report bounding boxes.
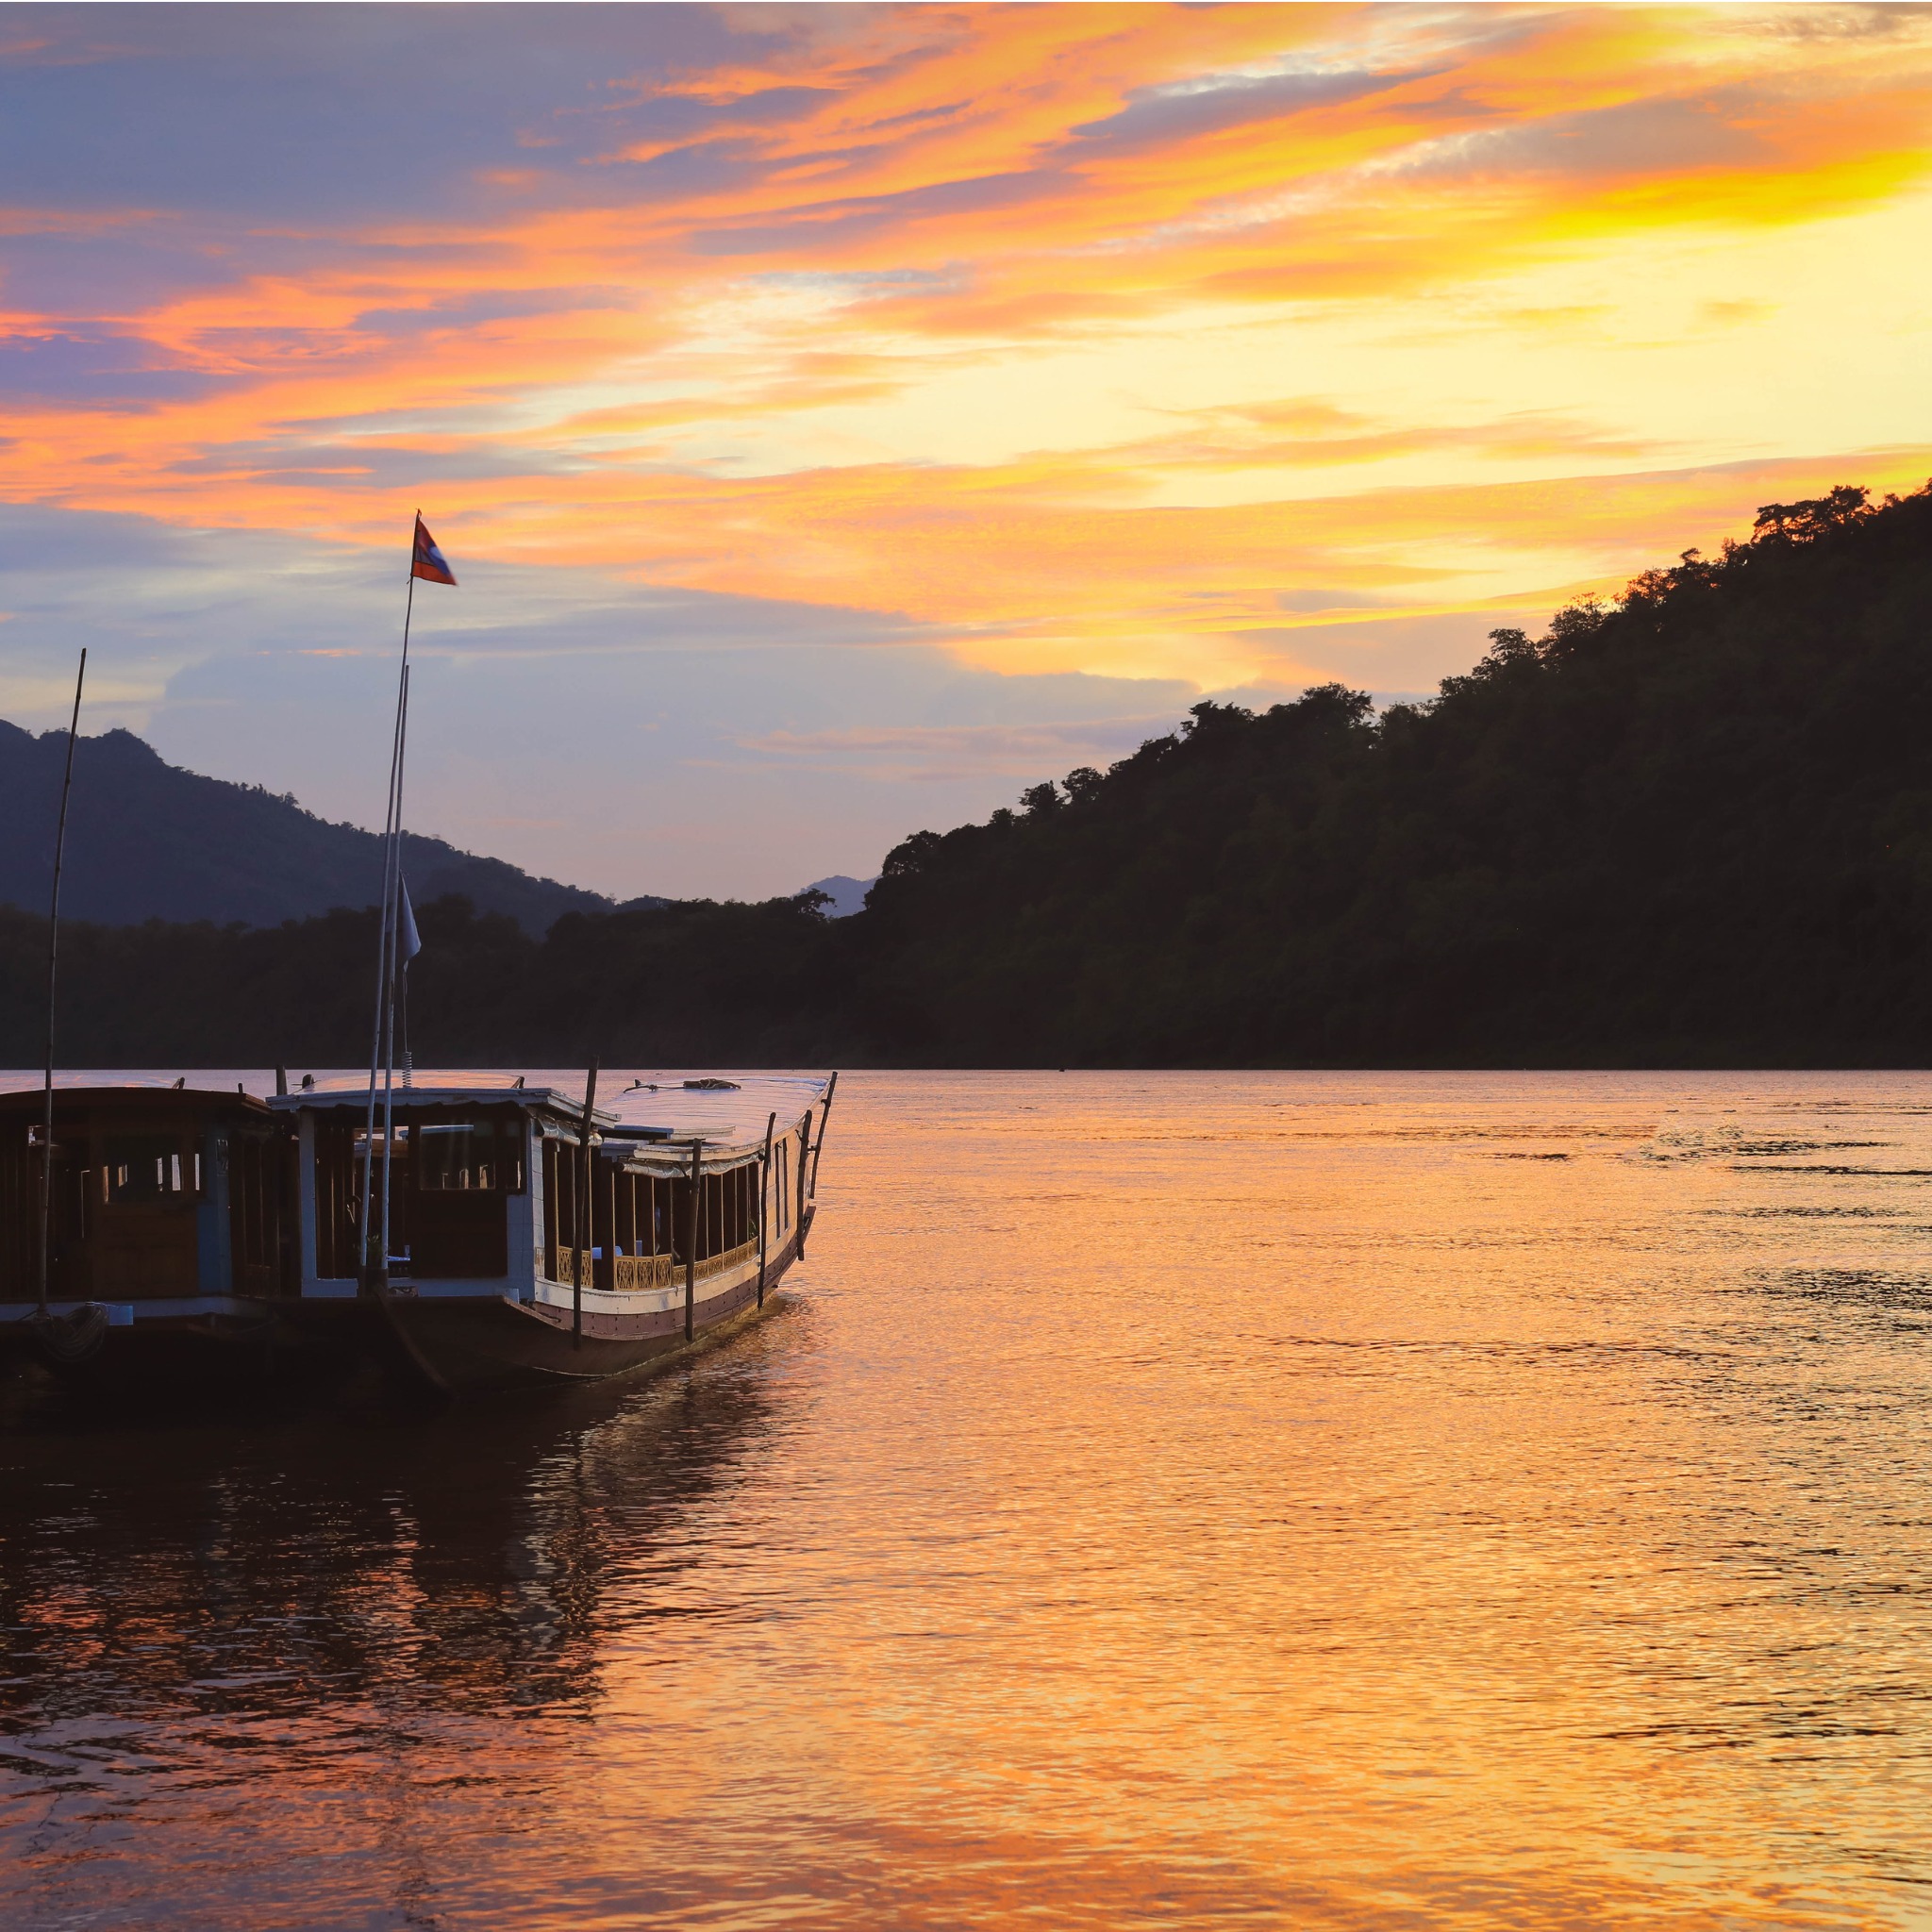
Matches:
[5,1071,1932,1927]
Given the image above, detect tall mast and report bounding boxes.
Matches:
[359,528,418,1292]
[378,660,414,1281]
[37,650,87,1319]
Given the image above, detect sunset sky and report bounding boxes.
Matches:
[3,2,1930,899]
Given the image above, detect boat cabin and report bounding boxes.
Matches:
[0,1082,292,1314]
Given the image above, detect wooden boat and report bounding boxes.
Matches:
[279,1069,834,1393]
[0,1078,302,1389]
[2,1070,836,1397]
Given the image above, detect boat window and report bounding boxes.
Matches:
[648,1175,669,1257]
[105,1136,189,1203]
[417,1120,506,1190]
[314,1115,361,1279]
[412,1116,525,1193]
[229,1126,284,1288]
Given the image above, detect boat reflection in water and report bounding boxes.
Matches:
[0,1340,785,1920]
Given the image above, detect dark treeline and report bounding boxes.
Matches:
[0,896,854,1069]
[10,479,1932,1069]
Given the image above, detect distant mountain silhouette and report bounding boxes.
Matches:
[806,874,875,918]
[0,720,645,934]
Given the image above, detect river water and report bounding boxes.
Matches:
[4,1070,1932,1928]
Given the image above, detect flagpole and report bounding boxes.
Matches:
[378,658,413,1282]
[360,528,418,1291]
[358,653,405,1287]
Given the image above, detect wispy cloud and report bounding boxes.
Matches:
[1,4,1929,884]
[741,715,1180,783]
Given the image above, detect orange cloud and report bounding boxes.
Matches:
[2,2,1930,694]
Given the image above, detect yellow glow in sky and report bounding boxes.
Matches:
[4,2,1931,890]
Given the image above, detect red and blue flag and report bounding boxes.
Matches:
[411,515,457,587]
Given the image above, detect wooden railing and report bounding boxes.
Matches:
[694,1238,758,1283]
[541,1241,758,1291]
[613,1253,675,1292]
[541,1247,605,1290]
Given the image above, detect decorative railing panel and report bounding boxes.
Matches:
[614,1253,675,1292]
[540,1247,596,1289]
[696,1239,758,1283]
[539,1245,753,1291]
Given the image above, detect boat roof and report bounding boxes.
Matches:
[0,1071,832,1165]
[0,1076,272,1116]
[274,1072,593,1118]
[269,1071,832,1167]
[598,1075,830,1170]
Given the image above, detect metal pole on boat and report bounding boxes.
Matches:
[377,661,414,1289]
[684,1139,701,1343]
[574,1061,597,1348]
[757,1111,774,1307]
[36,649,86,1321]
[359,544,417,1291]
[808,1069,839,1199]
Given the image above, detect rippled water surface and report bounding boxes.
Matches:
[7,1070,1932,1928]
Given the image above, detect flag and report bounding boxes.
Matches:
[411,515,457,587]
[397,876,422,965]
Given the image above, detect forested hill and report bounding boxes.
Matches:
[5,479,1931,1068]
[859,479,1932,1065]
[0,723,625,934]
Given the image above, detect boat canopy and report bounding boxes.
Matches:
[275,1074,590,1116]
[269,1072,831,1174]
[0,1076,269,1104]
[598,1075,830,1175]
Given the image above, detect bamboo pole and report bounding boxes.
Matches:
[37,650,86,1320]
[795,1120,810,1259]
[808,1069,839,1197]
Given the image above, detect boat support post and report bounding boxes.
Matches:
[36,648,86,1320]
[808,1069,839,1200]
[757,1111,774,1307]
[796,1116,810,1259]
[574,1060,597,1348]
[684,1139,702,1343]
